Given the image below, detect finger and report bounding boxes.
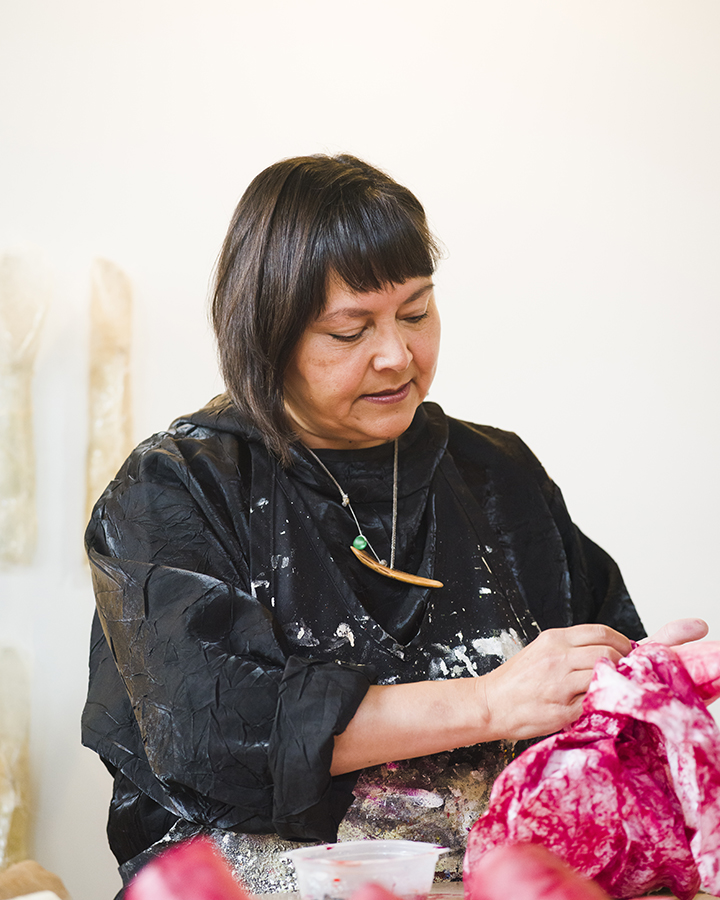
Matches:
[561,624,633,656]
[566,691,588,722]
[560,668,595,698]
[642,618,709,647]
[538,665,598,705]
[528,694,585,737]
[567,644,626,672]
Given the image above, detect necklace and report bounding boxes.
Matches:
[303,440,443,589]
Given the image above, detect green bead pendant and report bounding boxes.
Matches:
[352,535,368,550]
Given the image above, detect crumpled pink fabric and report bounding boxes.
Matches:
[464,642,720,900]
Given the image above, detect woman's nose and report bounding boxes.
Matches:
[372,326,412,372]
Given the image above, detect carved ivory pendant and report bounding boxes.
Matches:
[350,545,444,588]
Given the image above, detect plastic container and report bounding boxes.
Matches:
[289,840,448,900]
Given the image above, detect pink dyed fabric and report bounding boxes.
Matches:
[464,643,720,900]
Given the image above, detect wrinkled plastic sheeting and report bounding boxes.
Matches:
[85,258,133,522]
[0,252,51,567]
[0,647,31,867]
[464,642,720,900]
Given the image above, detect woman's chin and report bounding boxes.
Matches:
[293,398,422,450]
[349,411,419,447]
[302,422,411,450]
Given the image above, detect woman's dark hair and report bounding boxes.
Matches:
[212,153,440,465]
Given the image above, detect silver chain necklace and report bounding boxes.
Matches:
[303,439,443,589]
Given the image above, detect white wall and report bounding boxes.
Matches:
[0,2,718,898]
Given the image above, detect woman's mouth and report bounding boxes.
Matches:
[360,382,412,404]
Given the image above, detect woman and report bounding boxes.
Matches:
[82,154,704,892]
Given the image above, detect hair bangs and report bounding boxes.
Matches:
[317,188,439,296]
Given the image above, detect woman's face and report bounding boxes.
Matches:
[284,275,441,449]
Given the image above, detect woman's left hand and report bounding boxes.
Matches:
[641,617,708,646]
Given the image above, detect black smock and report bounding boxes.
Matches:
[82,396,645,879]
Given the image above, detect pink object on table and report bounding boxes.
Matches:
[464,641,720,900]
[124,837,253,900]
[463,842,610,900]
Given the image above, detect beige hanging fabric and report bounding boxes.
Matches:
[85,258,133,522]
[0,647,30,869]
[0,252,51,568]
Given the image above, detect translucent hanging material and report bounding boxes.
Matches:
[85,258,133,522]
[0,252,51,567]
[0,647,30,867]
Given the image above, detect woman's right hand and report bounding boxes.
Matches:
[478,624,633,741]
[331,623,633,775]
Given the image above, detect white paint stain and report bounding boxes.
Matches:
[335,623,355,647]
[428,657,450,679]
[452,644,479,676]
[407,790,444,809]
[472,628,524,661]
[291,620,320,647]
[250,579,269,599]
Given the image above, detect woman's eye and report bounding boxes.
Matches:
[403,312,429,324]
[329,330,363,343]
